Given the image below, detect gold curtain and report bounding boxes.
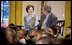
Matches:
[8,1,22,26]
[64,1,71,36]
[41,1,44,15]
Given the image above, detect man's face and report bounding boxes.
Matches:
[42,8,48,15]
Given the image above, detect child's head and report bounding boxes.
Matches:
[35,29,54,41]
[30,29,37,37]
[35,29,45,41]
[17,30,27,39]
[45,27,54,35]
[36,37,53,44]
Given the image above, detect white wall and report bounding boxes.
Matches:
[22,1,41,25]
[44,1,65,20]
[22,1,65,26]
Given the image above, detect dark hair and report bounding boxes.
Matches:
[37,30,54,38]
[43,5,51,13]
[26,5,34,13]
[8,23,16,30]
[9,23,15,27]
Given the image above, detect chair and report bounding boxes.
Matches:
[56,20,65,36]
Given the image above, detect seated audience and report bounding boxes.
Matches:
[45,27,57,38]
[45,26,64,39]
[34,29,45,41]
[17,30,27,44]
[35,29,54,42]
[0,22,71,44]
[5,28,19,44]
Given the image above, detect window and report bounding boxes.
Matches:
[1,1,9,26]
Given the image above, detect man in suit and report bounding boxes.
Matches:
[36,5,57,30]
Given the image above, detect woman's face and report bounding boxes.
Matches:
[28,7,34,14]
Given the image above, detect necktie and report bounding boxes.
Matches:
[41,17,47,29]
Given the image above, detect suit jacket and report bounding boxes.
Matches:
[37,13,57,30]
